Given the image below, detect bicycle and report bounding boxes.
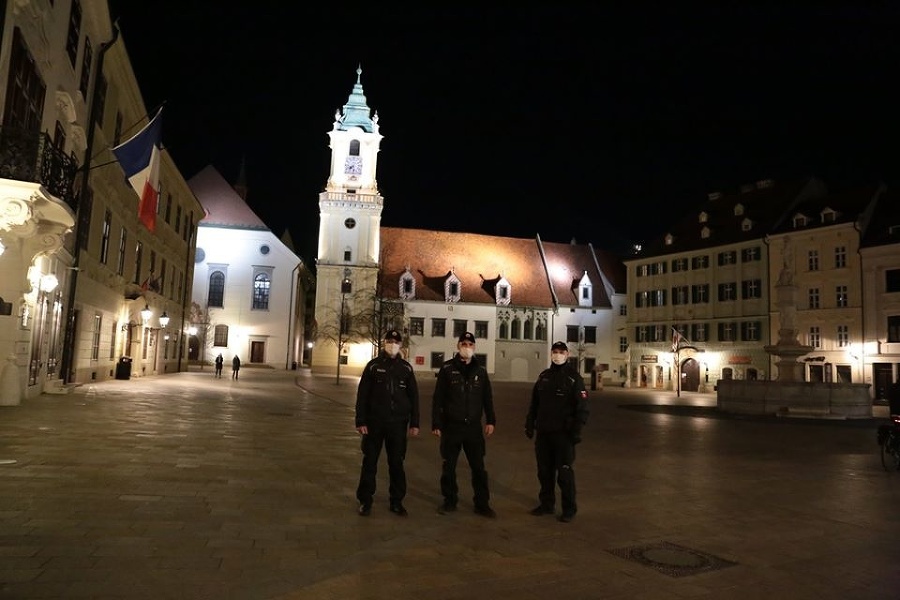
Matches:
[877,415,900,471]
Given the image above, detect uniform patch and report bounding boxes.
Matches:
[580,390,588,399]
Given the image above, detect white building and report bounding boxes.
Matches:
[188,165,311,370]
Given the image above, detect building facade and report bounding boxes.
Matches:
[188,165,311,370]
[311,68,626,384]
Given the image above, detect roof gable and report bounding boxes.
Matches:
[188,165,270,231]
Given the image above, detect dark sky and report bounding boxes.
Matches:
[107,4,896,266]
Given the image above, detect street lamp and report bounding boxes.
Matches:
[159,311,170,328]
[140,304,152,323]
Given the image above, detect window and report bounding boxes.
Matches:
[808,250,819,271]
[741,279,761,299]
[583,326,597,344]
[133,241,143,284]
[718,322,737,342]
[452,319,467,339]
[164,194,172,223]
[836,365,852,383]
[651,289,666,306]
[691,255,709,269]
[741,246,761,262]
[498,320,508,339]
[834,246,847,268]
[409,317,424,336]
[672,286,688,305]
[566,326,579,344]
[619,336,628,353]
[837,325,849,347]
[718,283,736,301]
[475,321,488,339]
[5,29,46,132]
[535,320,546,341]
[717,251,737,266]
[343,249,352,261]
[116,227,126,275]
[78,37,91,97]
[635,264,648,277]
[66,0,81,66]
[252,273,270,310]
[99,209,111,264]
[213,324,229,347]
[888,316,900,343]
[636,326,648,343]
[652,324,665,342]
[430,352,445,369]
[671,258,688,272]
[808,288,820,309]
[431,318,446,337]
[399,270,415,300]
[619,304,627,316]
[445,273,461,302]
[808,327,821,348]
[741,321,761,341]
[109,321,117,360]
[691,323,707,342]
[175,205,182,234]
[510,317,520,339]
[649,262,666,275]
[208,271,225,307]
[635,291,648,308]
[691,284,709,304]
[887,269,900,293]
[835,285,848,308]
[91,312,101,360]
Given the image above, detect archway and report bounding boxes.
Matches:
[681,357,700,392]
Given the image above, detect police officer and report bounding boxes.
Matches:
[355,330,420,517]
[525,341,589,523]
[432,332,497,518]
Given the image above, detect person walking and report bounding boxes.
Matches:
[432,332,497,518]
[214,354,224,378]
[231,355,241,380]
[355,330,420,517]
[525,341,589,523]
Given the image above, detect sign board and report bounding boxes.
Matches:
[640,355,658,363]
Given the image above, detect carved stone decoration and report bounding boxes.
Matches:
[55,90,78,124]
[0,196,32,230]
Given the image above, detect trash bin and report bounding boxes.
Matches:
[115,356,133,380]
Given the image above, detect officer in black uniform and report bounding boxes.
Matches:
[432,332,497,518]
[355,330,420,517]
[525,341,589,523]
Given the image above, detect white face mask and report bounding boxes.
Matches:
[551,353,568,366]
[384,343,400,357]
[459,347,475,360]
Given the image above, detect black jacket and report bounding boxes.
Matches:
[526,363,589,435]
[355,353,420,428]
[432,354,496,430]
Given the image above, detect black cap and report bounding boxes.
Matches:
[384,330,402,342]
[458,332,476,344]
[551,341,568,352]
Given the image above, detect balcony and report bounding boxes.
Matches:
[0,126,78,210]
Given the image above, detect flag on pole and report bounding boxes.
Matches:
[672,326,686,353]
[112,109,163,232]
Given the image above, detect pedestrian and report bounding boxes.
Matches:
[525,341,589,523]
[432,332,497,518]
[214,353,224,378]
[355,330,420,517]
[232,355,241,380]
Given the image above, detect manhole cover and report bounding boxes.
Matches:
[608,541,737,578]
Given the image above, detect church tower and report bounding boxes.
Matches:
[312,67,384,375]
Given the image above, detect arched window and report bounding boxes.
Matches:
[208,271,225,307]
[511,317,521,339]
[252,273,270,310]
[523,317,533,340]
[535,321,546,341]
[349,139,360,156]
[499,321,509,339]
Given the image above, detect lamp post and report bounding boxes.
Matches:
[336,269,352,385]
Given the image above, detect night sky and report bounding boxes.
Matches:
[107,4,896,266]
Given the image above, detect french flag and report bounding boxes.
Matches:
[112,109,162,233]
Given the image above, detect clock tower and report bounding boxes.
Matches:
[312,67,384,375]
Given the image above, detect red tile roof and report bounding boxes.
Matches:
[188,165,269,230]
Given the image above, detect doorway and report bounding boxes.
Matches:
[681,358,700,392]
[873,363,892,400]
[250,340,265,364]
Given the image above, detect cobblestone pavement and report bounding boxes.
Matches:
[1,367,898,599]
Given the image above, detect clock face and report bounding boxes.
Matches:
[344,155,363,175]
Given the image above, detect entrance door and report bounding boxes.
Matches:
[873,363,893,400]
[681,358,700,392]
[250,340,265,364]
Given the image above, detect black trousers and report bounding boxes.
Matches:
[440,423,490,509]
[356,421,409,506]
[534,431,577,514]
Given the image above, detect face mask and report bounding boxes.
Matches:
[551,353,567,366]
[459,347,474,360]
[384,343,400,357]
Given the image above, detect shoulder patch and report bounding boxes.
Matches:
[580,390,588,399]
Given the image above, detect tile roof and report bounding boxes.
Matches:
[771,182,882,235]
[188,165,269,231]
[860,185,899,248]
[379,227,555,307]
[539,239,612,308]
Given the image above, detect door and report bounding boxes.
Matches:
[681,358,700,392]
[873,363,892,400]
[250,340,265,364]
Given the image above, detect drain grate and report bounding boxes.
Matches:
[607,541,737,578]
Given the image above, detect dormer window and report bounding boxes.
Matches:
[664,233,673,246]
[701,226,710,239]
[821,208,836,223]
[578,271,592,307]
[399,267,415,300]
[741,217,753,231]
[445,270,461,303]
[793,214,807,228]
[734,203,744,216]
[496,275,511,306]
[699,211,708,223]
